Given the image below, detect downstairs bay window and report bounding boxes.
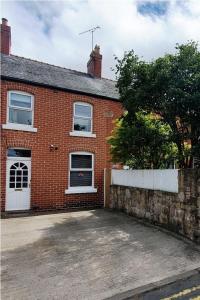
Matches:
[65,152,97,194]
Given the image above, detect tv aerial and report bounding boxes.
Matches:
[79,26,101,51]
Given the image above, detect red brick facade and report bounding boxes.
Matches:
[1,80,122,211]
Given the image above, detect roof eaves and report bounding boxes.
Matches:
[1,75,120,102]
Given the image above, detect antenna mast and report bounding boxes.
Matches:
[79,26,100,51]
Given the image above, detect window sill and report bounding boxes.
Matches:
[65,187,97,194]
[69,131,96,138]
[2,124,38,132]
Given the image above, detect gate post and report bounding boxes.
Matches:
[104,168,112,208]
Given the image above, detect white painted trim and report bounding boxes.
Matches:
[7,157,31,161]
[69,131,96,138]
[65,187,97,194]
[6,91,35,129]
[2,124,37,132]
[73,101,93,134]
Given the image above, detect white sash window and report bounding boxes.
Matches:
[65,152,97,194]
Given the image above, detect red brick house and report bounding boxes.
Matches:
[1,18,122,212]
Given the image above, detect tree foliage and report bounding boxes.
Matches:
[108,112,177,169]
[110,42,200,168]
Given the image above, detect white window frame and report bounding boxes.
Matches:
[69,102,96,138]
[65,151,97,194]
[2,91,37,132]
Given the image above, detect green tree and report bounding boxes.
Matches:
[108,112,177,169]
[113,42,200,168]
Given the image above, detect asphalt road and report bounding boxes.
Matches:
[142,273,200,300]
[107,271,200,300]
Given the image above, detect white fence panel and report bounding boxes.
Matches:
[111,169,179,193]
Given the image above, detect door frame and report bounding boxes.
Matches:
[5,156,31,211]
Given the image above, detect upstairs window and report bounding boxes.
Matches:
[8,91,33,126]
[73,102,92,133]
[69,152,94,188]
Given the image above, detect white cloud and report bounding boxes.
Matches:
[1,0,200,79]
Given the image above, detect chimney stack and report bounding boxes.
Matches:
[87,45,102,78]
[1,18,11,55]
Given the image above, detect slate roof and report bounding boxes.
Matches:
[1,54,119,100]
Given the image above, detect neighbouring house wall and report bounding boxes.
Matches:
[110,169,200,243]
[1,80,122,211]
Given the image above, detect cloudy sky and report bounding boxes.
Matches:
[1,0,200,79]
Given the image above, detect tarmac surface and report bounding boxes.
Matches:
[2,209,200,299]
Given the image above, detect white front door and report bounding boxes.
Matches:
[6,158,31,211]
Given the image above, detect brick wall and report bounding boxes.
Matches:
[110,169,200,244]
[1,80,122,211]
[0,18,11,55]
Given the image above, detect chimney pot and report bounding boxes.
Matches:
[2,18,8,26]
[1,17,11,55]
[94,45,100,54]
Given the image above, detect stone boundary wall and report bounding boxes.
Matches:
[110,169,200,243]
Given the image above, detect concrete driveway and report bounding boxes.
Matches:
[1,209,200,300]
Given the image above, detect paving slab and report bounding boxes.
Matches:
[1,209,200,300]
